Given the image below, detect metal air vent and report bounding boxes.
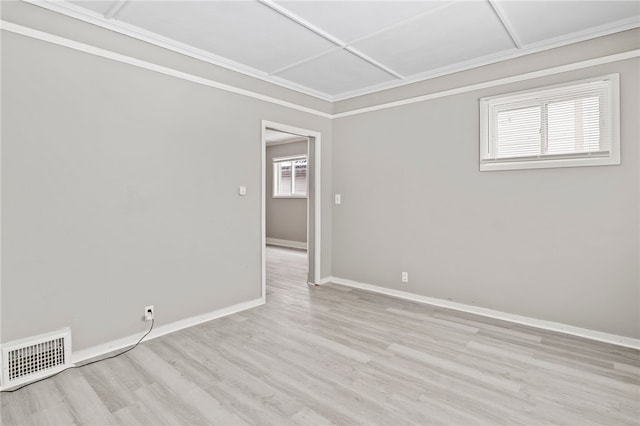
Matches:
[1,328,72,389]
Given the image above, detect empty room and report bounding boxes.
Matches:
[1,0,639,424]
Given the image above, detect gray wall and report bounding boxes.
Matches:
[1,5,332,350]
[266,141,308,244]
[332,55,640,339]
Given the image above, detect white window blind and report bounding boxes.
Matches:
[480,74,619,171]
[273,156,307,197]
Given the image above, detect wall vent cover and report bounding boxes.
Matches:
[1,328,72,389]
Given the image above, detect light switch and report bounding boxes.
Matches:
[239,186,247,196]
[335,194,341,205]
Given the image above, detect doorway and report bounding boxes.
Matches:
[261,121,321,300]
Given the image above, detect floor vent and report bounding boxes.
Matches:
[1,328,72,389]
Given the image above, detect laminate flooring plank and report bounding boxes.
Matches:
[127,345,247,425]
[388,342,523,393]
[52,370,117,425]
[541,334,640,363]
[203,379,292,426]
[145,338,219,389]
[433,314,544,344]
[372,352,538,424]
[289,406,336,426]
[237,332,404,408]
[111,406,144,426]
[79,360,138,414]
[523,368,640,422]
[533,350,640,385]
[1,388,34,426]
[214,351,362,425]
[197,349,302,420]
[491,334,636,382]
[15,383,77,426]
[207,332,404,425]
[615,361,640,375]
[411,394,499,426]
[326,307,476,355]
[130,383,203,426]
[530,399,610,426]
[386,307,481,333]
[374,354,522,424]
[101,354,155,390]
[245,325,523,425]
[29,402,77,426]
[163,329,304,422]
[25,380,64,415]
[231,307,374,364]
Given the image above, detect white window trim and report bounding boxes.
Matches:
[273,154,308,198]
[479,74,620,171]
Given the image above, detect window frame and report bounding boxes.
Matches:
[272,155,308,199]
[479,74,620,172]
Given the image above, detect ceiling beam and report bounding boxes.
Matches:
[269,47,341,76]
[104,0,129,20]
[257,0,346,47]
[344,46,404,79]
[488,0,523,49]
[258,0,403,80]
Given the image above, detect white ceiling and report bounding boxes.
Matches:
[34,0,640,101]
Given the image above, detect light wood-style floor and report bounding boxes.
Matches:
[2,246,639,425]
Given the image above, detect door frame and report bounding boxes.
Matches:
[261,120,322,300]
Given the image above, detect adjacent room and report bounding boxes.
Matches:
[1,0,639,424]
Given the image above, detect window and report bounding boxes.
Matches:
[480,74,619,171]
[273,155,307,197]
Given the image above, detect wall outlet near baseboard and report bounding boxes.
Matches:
[401,272,409,283]
[144,305,154,321]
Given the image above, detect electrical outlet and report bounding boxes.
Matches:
[401,272,409,283]
[144,305,154,321]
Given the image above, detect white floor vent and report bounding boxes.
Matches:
[1,328,72,389]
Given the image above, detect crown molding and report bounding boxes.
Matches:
[0,20,333,119]
[2,19,638,121]
[333,49,640,118]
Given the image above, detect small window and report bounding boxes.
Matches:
[480,74,620,171]
[273,155,307,197]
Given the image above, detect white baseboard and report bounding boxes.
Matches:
[317,277,332,285]
[266,238,307,250]
[71,297,265,364]
[329,276,639,350]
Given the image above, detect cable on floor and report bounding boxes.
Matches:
[0,319,154,393]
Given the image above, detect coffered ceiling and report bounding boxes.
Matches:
[27,0,640,101]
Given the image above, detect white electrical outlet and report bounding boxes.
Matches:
[401,272,409,283]
[334,194,341,205]
[144,305,154,321]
